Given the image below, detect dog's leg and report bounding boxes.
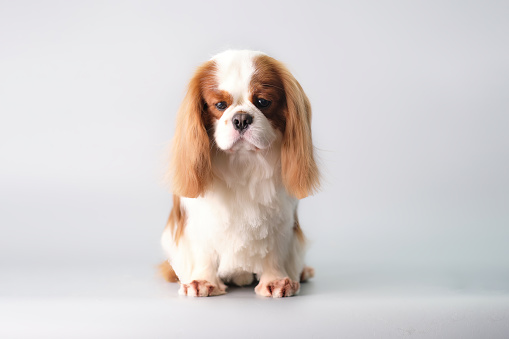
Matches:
[255,252,300,298]
[179,279,225,297]
[176,250,226,297]
[162,227,225,297]
[300,266,315,282]
[230,271,255,286]
[255,223,314,297]
[158,260,179,282]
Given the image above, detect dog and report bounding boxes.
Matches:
[160,50,319,297]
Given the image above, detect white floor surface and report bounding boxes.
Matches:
[1,264,508,338]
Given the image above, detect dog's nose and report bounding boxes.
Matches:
[232,113,253,132]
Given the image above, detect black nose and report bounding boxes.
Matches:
[232,113,253,132]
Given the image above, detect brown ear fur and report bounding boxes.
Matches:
[276,60,320,199]
[170,61,215,198]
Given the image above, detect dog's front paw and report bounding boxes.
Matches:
[179,280,225,297]
[255,277,300,298]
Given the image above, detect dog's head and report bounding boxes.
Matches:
[170,50,319,199]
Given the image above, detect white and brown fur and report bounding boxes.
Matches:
[160,50,319,297]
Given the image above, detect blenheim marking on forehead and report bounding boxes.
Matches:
[212,50,265,102]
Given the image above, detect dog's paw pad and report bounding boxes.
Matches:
[255,277,300,298]
[179,280,225,297]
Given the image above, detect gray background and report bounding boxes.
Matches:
[1,1,508,338]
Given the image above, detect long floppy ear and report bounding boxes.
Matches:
[277,61,320,199]
[170,61,215,198]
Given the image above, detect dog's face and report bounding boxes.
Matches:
[206,51,284,153]
[170,50,319,199]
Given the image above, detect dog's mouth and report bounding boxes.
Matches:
[215,122,279,154]
[224,138,261,153]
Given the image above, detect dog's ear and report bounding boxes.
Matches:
[278,62,320,199]
[170,61,215,198]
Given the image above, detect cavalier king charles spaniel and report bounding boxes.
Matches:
[160,50,319,297]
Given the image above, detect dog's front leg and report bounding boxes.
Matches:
[177,251,226,297]
[255,252,300,298]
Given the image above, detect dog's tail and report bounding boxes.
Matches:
[158,260,179,283]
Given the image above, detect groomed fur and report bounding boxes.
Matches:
[252,55,320,199]
[158,260,179,283]
[272,58,320,199]
[161,50,319,298]
[170,61,216,198]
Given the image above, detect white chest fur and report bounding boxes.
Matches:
[179,143,298,278]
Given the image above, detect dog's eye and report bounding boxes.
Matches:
[255,98,271,108]
[215,102,228,111]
